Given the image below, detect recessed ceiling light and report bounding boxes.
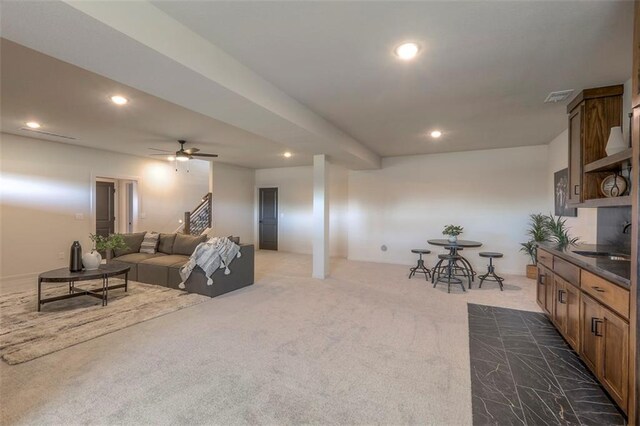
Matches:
[394,42,420,60]
[110,95,128,105]
[25,121,41,129]
[283,152,292,158]
[430,130,442,139]
[167,156,175,161]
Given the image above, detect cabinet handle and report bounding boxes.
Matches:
[592,286,605,293]
[539,274,545,284]
[591,317,596,334]
[594,319,603,337]
[558,289,566,304]
[574,185,580,195]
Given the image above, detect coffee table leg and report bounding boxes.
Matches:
[37,278,42,312]
[104,276,108,306]
[125,271,128,292]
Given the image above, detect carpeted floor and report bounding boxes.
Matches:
[1,279,209,364]
[0,251,539,425]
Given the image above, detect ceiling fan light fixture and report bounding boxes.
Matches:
[176,153,190,162]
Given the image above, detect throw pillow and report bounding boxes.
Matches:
[173,233,207,256]
[158,233,177,254]
[113,232,146,257]
[139,232,160,254]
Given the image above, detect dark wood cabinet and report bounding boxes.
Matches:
[566,85,624,205]
[553,276,567,330]
[601,308,630,410]
[536,265,553,316]
[553,275,580,351]
[580,293,629,412]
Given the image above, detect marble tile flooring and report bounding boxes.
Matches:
[468,304,626,426]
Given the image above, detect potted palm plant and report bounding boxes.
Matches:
[442,225,464,243]
[519,213,550,279]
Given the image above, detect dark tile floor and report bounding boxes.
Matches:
[468,303,626,426]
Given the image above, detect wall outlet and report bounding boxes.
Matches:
[58,252,65,259]
[75,213,84,220]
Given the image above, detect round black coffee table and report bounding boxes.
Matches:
[37,263,130,311]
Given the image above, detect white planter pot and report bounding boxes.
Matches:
[448,235,457,243]
[82,251,102,270]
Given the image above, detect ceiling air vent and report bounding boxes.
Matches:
[20,127,77,140]
[544,89,574,104]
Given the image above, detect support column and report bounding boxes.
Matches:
[313,155,330,279]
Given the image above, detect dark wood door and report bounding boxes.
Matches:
[96,181,115,237]
[580,293,602,376]
[601,307,629,411]
[568,105,583,205]
[565,283,580,351]
[259,188,278,250]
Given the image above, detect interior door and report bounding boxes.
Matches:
[259,187,278,250]
[96,181,115,237]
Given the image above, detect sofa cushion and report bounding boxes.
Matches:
[139,232,160,254]
[113,232,146,257]
[140,254,189,267]
[158,233,176,254]
[172,233,207,256]
[112,252,165,263]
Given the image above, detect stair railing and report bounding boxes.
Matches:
[183,193,212,236]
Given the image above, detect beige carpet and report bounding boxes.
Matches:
[0,279,209,365]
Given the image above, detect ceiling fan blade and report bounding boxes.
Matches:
[148,147,172,152]
[150,153,173,156]
[184,148,200,154]
[192,153,219,158]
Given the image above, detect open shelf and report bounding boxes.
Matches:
[584,148,633,173]
[579,195,632,208]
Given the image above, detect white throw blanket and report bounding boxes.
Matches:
[179,236,241,289]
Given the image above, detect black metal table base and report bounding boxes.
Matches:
[432,260,468,293]
[38,273,128,311]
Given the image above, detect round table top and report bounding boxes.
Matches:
[427,239,483,248]
[39,263,130,282]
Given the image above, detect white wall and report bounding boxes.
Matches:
[547,130,597,243]
[0,133,209,282]
[347,145,549,275]
[211,162,255,244]
[254,163,348,257]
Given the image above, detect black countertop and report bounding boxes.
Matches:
[538,243,631,289]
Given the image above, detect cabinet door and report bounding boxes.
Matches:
[580,294,602,375]
[564,283,580,351]
[553,277,567,331]
[601,308,629,411]
[545,268,555,317]
[536,266,546,310]
[568,106,583,205]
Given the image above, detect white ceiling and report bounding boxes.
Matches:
[0,39,310,169]
[0,1,634,168]
[153,0,633,156]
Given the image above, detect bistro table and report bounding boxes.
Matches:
[427,239,483,287]
[37,263,130,311]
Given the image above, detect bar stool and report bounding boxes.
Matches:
[478,252,504,291]
[433,254,468,293]
[409,249,431,280]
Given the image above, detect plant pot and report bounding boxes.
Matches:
[526,264,538,280]
[448,235,457,243]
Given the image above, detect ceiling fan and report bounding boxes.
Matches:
[149,140,218,162]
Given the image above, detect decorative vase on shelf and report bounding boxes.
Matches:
[69,241,83,272]
[448,235,457,243]
[605,126,627,156]
[82,250,102,270]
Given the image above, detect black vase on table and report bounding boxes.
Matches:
[69,241,83,272]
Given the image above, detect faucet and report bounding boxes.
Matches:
[623,222,632,234]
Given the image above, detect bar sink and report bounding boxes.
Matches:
[573,250,631,262]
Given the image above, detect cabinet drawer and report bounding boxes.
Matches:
[553,257,580,287]
[537,249,553,269]
[581,270,629,319]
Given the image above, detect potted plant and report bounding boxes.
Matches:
[89,233,127,263]
[520,213,550,279]
[442,225,464,243]
[545,214,579,247]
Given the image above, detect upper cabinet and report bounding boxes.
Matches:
[567,86,627,207]
[633,1,640,109]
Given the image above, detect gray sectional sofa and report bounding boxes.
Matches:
[110,232,254,298]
